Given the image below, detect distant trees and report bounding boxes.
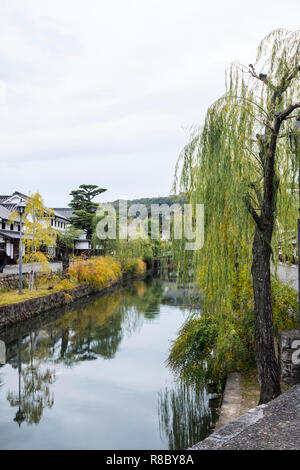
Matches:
[111,195,187,213]
[69,184,107,239]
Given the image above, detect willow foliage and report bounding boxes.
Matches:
[171,29,299,379]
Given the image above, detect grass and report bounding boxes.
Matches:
[240,367,293,416]
[240,368,260,415]
[0,256,147,307]
[0,282,77,306]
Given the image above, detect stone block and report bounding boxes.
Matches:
[279,330,300,385]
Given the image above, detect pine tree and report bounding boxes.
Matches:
[69,184,107,239]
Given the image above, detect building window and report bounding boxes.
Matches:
[18,225,20,232]
[10,224,14,231]
[2,222,5,230]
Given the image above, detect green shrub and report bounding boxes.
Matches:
[168,270,298,385]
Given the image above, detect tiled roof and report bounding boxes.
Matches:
[0,230,21,239]
[0,192,28,203]
[53,208,74,220]
[1,203,18,211]
[12,191,28,198]
[0,196,11,203]
[0,206,10,220]
[0,195,72,223]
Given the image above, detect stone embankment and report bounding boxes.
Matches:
[192,383,300,450]
[0,272,149,330]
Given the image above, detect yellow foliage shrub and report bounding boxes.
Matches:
[121,257,146,276]
[68,257,121,290]
[58,279,74,290]
[68,256,146,290]
[134,258,147,275]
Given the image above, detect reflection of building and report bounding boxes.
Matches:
[0,192,91,263]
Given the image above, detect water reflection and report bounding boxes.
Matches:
[7,335,55,426]
[0,278,218,449]
[4,280,164,425]
[158,382,213,450]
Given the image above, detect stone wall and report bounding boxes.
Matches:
[191,384,300,450]
[0,273,30,290]
[0,271,150,330]
[278,330,300,385]
[0,284,92,329]
[0,272,56,290]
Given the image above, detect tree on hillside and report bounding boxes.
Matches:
[173,29,300,404]
[69,184,107,239]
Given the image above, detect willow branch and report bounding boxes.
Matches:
[224,93,270,118]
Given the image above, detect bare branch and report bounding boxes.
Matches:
[282,114,300,121]
[277,102,300,121]
[249,182,263,206]
[245,193,262,229]
[238,62,276,90]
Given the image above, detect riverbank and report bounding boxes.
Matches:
[214,366,294,433]
[0,271,151,330]
[192,383,300,450]
[214,370,260,430]
[0,276,212,449]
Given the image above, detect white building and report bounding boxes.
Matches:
[0,192,90,263]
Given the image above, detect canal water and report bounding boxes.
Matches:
[0,277,218,450]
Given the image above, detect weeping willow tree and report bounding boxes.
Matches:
[173,29,300,404]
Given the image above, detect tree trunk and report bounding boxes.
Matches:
[61,250,70,277]
[252,226,281,404]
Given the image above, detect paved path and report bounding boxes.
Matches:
[276,263,298,290]
[0,262,62,276]
[191,384,300,450]
[215,373,242,430]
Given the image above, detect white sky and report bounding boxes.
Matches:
[0,0,299,207]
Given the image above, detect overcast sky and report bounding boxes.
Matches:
[0,0,299,207]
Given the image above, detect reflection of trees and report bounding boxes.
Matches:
[121,280,164,320]
[7,366,55,425]
[52,293,124,365]
[158,382,213,450]
[7,335,56,426]
[45,280,165,366]
[4,279,166,424]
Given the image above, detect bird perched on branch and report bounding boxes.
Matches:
[259,73,268,81]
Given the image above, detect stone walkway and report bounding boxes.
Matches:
[276,262,298,290]
[191,384,300,450]
[215,373,242,429]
